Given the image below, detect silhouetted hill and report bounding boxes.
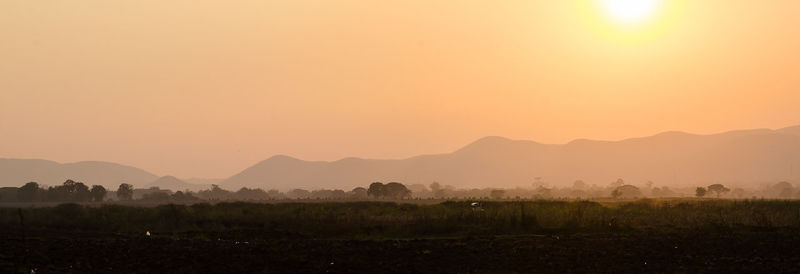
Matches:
[223,126,800,190]
[778,125,800,136]
[147,176,209,192]
[0,159,158,188]
[4,125,799,190]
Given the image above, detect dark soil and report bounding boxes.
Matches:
[2,229,800,273]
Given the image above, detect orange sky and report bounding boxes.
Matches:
[1,0,799,178]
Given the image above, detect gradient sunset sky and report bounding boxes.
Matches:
[2,0,799,178]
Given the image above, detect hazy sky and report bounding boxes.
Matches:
[2,0,799,178]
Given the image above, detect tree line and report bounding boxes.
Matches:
[1,178,798,203]
[0,180,413,203]
[14,180,107,203]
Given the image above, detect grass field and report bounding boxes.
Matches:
[3,199,800,272]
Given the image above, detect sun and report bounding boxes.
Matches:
[574,0,683,43]
[599,0,662,25]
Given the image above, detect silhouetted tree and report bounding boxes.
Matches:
[308,189,347,199]
[351,187,368,199]
[331,189,347,199]
[384,182,411,199]
[234,187,269,200]
[490,189,505,199]
[534,186,552,199]
[651,186,675,198]
[287,189,311,199]
[429,182,445,198]
[770,182,795,198]
[707,184,730,198]
[695,187,707,198]
[66,180,90,202]
[117,183,134,201]
[44,180,91,202]
[367,182,386,198]
[367,182,411,199]
[611,185,641,199]
[198,184,232,200]
[46,186,63,201]
[265,189,285,199]
[171,191,200,201]
[18,182,41,202]
[90,185,107,202]
[72,181,91,202]
[572,180,587,190]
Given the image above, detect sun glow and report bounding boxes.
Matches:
[600,0,662,25]
[575,0,682,43]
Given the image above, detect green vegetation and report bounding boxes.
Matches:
[3,199,799,239]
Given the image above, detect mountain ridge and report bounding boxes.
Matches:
[2,125,799,190]
[0,158,158,189]
[221,125,800,190]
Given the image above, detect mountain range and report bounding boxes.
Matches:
[0,159,159,189]
[2,125,800,190]
[222,125,800,190]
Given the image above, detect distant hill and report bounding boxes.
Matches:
[4,125,800,191]
[222,125,800,190]
[0,159,158,189]
[147,176,209,192]
[778,125,800,136]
